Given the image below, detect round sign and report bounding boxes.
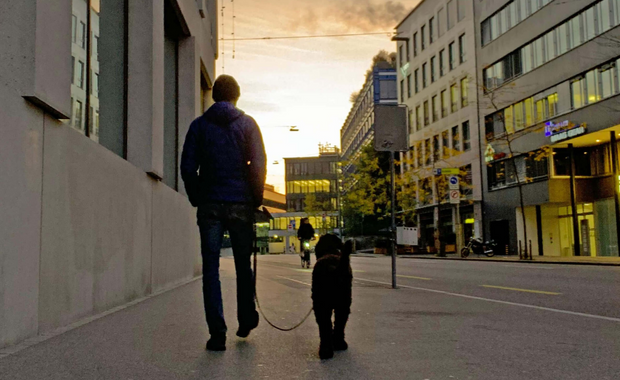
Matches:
[449,176,458,185]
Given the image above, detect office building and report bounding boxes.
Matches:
[476,0,620,256]
[395,0,483,250]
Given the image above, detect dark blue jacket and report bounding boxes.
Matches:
[180,102,266,207]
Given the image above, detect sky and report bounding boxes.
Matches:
[216,0,421,193]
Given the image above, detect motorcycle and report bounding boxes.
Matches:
[461,237,496,258]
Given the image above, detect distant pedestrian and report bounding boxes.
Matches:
[181,75,267,351]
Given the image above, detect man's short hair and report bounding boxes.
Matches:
[212,75,241,102]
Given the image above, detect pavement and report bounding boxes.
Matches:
[1,255,620,379]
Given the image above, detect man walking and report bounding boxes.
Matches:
[181,75,266,351]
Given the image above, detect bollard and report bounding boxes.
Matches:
[528,240,533,260]
[518,240,523,260]
[505,244,509,256]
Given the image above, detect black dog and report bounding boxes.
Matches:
[311,234,353,360]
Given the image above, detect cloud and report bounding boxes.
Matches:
[290,0,410,33]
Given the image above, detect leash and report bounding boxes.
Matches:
[253,225,313,332]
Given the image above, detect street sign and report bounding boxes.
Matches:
[288,220,296,231]
[449,190,461,204]
[435,168,459,175]
[374,105,409,152]
[448,175,459,190]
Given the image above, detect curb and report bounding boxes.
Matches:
[399,255,620,266]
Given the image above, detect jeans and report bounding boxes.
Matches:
[197,202,256,337]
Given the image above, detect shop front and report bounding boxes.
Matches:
[516,124,620,257]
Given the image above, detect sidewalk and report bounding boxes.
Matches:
[399,253,620,266]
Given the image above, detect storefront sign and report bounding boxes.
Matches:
[546,120,587,143]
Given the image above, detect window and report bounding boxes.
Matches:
[449,42,455,70]
[432,95,439,122]
[535,99,545,123]
[77,60,85,88]
[72,15,78,43]
[421,25,426,50]
[416,105,422,131]
[489,155,546,190]
[458,34,466,63]
[600,63,615,98]
[514,101,524,130]
[407,75,412,98]
[423,101,430,126]
[425,138,432,166]
[94,73,99,96]
[439,49,445,77]
[544,30,556,63]
[71,56,75,84]
[430,56,436,83]
[399,45,404,67]
[433,135,440,162]
[571,76,585,108]
[452,125,460,152]
[438,8,445,37]
[406,40,410,62]
[400,80,405,102]
[554,147,607,177]
[414,69,419,93]
[413,32,418,57]
[460,77,469,107]
[450,84,458,112]
[457,0,466,21]
[548,93,558,117]
[462,121,471,151]
[75,100,83,130]
[447,0,456,30]
[441,90,448,117]
[442,131,450,158]
[504,106,514,134]
[429,17,435,44]
[422,63,428,88]
[79,21,86,48]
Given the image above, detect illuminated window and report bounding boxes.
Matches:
[460,77,468,107]
[450,84,458,112]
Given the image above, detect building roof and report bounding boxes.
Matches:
[394,0,428,30]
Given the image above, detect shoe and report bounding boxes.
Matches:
[333,332,348,351]
[236,311,259,338]
[206,336,226,351]
[319,343,334,359]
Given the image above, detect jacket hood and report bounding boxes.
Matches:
[205,101,245,126]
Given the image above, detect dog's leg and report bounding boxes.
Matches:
[333,305,350,351]
[314,307,334,359]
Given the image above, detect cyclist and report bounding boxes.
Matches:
[297,218,315,268]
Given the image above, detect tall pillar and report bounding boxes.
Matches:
[568,144,580,256]
[126,0,165,178]
[610,131,620,252]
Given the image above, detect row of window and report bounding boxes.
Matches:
[409,121,472,170]
[342,109,375,159]
[487,152,549,190]
[400,35,467,102]
[271,216,338,231]
[413,78,469,131]
[399,0,467,65]
[484,0,620,91]
[487,145,614,191]
[286,180,338,195]
[571,58,620,109]
[71,57,99,95]
[286,161,338,176]
[70,98,100,138]
[481,0,553,46]
[286,199,338,213]
[485,92,558,140]
[485,56,620,141]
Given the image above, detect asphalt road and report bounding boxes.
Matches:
[1,255,619,380]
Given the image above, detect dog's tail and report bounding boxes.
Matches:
[338,240,353,274]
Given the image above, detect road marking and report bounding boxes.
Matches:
[397,274,432,281]
[294,269,312,273]
[354,277,620,323]
[276,276,311,286]
[502,265,554,270]
[481,285,560,295]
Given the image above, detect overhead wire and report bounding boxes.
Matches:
[220,31,395,42]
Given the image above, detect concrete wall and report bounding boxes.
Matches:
[0,0,216,349]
